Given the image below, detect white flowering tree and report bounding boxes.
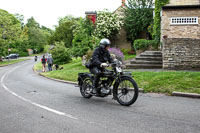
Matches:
[93,10,124,38]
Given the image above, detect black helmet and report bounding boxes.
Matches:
[100,38,111,48]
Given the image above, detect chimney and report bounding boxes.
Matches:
[122,0,125,6]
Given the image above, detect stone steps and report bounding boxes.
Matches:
[125,51,163,69]
[130,59,162,64]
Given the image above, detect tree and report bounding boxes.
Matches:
[0,9,21,57]
[14,13,25,28]
[25,17,50,52]
[124,0,154,42]
[26,17,40,29]
[50,42,72,65]
[71,18,100,58]
[93,9,124,38]
[48,15,77,48]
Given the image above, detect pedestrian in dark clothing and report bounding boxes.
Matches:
[47,54,53,71]
[89,38,114,94]
[41,55,47,72]
[34,56,38,62]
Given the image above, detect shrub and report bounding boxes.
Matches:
[121,48,130,55]
[133,39,157,51]
[50,42,72,65]
[93,9,124,38]
[71,46,90,58]
[108,48,124,61]
[72,18,100,58]
[10,48,28,57]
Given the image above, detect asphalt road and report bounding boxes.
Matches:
[0,58,199,133]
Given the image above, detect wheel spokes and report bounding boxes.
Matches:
[117,79,136,103]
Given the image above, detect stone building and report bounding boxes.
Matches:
[110,0,150,50]
[110,0,132,49]
[161,0,200,69]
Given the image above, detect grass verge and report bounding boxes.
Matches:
[124,54,136,60]
[34,58,200,95]
[0,58,29,66]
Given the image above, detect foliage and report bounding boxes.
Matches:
[133,39,157,51]
[49,16,77,48]
[43,45,51,53]
[153,0,169,42]
[50,42,72,65]
[93,9,124,38]
[10,48,28,57]
[108,48,124,61]
[71,18,100,58]
[0,9,21,56]
[26,17,40,28]
[124,0,154,42]
[14,13,25,28]
[121,48,130,55]
[26,17,51,53]
[124,54,136,60]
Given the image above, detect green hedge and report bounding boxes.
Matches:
[133,39,157,51]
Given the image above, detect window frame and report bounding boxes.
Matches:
[170,17,198,25]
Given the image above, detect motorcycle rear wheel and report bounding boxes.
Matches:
[115,77,138,106]
[80,76,93,99]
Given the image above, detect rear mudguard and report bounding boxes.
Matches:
[78,73,93,87]
[113,75,134,99]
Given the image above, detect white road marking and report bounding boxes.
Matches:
[0,64,77,120]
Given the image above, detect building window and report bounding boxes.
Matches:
[171,17,198,25]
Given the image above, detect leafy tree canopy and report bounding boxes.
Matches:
[49,15,77,48]
[124,0,154,42]
[0,9,21,56]
[93,9,124,38]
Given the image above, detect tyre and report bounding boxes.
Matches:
[115,77,138,106]
[80,76,93,99]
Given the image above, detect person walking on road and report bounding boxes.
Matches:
[47,54,53,71]
[41,55,47,72]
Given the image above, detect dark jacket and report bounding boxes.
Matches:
[91,46,113,68]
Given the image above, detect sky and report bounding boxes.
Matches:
[0,0,122,29]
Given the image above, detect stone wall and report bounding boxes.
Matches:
[161,8,200,39]
[110,27,132,49]
[163,38,200,69]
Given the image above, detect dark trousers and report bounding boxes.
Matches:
[48,64,52,71]
[90,67,104,91]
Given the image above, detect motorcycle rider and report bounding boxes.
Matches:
[89,38,114,94]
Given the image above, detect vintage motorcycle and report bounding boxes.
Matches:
[77,60,139,106]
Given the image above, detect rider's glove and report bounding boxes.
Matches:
[100,63,109,67]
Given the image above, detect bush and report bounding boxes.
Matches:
[50,42,72,65]
[121,48,130,55]
[108,48,124,62]
[71,46,90,58]
[10,48,28,57]
[93,9,124,38]
[43,45,51,53]
[133,39,158,51]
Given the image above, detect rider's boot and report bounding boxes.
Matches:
[92,87,97,94]
[100,88,110,94]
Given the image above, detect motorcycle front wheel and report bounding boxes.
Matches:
[115,77,138,106]
[80,76,93,99]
